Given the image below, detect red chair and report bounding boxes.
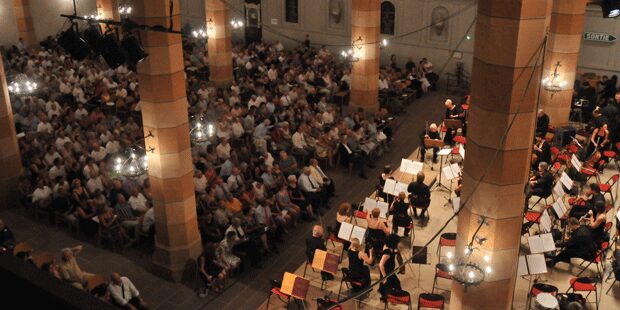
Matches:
[266,281,291,310]
[384,290,412,310]
[432,263,452,294]
[417,293,445,309]
[523,206,552,235]
[598,174,619,206]
[579,242,609,280]
[461,104,469,110]
[568,277,598,309]
[580,166,600,184]
[526,283,558,309]
[437,233,456,259]
[453,136,467,145]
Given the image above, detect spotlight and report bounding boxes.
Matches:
[122,35,149,67]
[100,33,126,69]
[58,27,90,61]
[82,24,103,55]
[602,0,620,18]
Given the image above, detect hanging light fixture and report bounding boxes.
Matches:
[230,18,244,30]
[119,5,133,16]
[113,132,155,178]
[190,115,215,143]
[206,18,215,37]
[444,217,493,290]
[8,74,38,95]
[341,36,363,63]
[542,61,568,94]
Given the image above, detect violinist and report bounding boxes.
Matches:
[547,217,597,268]
[531,134,551,170]
[586,201,607,245]
[525,162,553,210]
[568,184,605,220]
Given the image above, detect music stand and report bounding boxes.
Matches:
[424,139,445,171]
[409,246,430,293]
[280,272,311,309]
[443,119,463,130]
[312,249,339,290]
[432,148,452,193]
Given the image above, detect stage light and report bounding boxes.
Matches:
[58,27,90,61]
[122,35,149,67]
[100,33,126,69]
[602,0,620,18]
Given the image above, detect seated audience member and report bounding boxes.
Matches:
[128,187,148,215]
[337,135,369,179]
[547,217,597,267]
[197,244,226,296]
[309,158,335,197]
[114,194,140,243]
[226,218,262,268]
[298,166,325,212]
[217,231,242,274]
[278,150,298,176]
[58,245,94,290]
[108,272,149,310]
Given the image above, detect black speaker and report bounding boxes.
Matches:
[58,28,90,61]
[100,33,125,69]
[554,126,576,147]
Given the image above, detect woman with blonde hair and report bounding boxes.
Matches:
[347,238,373,290]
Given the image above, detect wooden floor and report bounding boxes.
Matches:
[0,91,448,310]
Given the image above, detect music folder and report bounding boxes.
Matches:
[312,249,339,275]
[443,119,462,129]
[539,211,552,233]
[363,197,389,218]
[383,178,397,195]
[424,138,444,148]
[517,254,548,276]
[280,272,310,300]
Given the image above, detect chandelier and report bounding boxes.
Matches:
[341,36,363,63]
[8,74,38,95]
[119,5,132,16]
[113,131,154,178]
[444,217,493,290]
[190,115,215,143]
[542,61,568,93]
[230,18,244,29]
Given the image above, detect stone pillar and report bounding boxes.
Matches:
[350,0,380,113]
[0,54,23,209]
[134,0,202,282]
[450,1,549,309]
[12,0,37,47]
[541,0,587,126]
[96,0,115,20]
[206,0,234,87]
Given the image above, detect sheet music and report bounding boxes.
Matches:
[517,255,528,276]
[438,148,452,156]
[528,233,556,254]
[400,158,413,173]
[351,226,367,243]
[571,154,582,171]
[337,222,354,240]
[539,211,552,233]
[383,178,397,195]
[553,182,565,200]
[376,201,389,218]
[394,181,409,196]
[363,197,377,211]
[560,172,574,190]
[442,163,461,180]
[527,254,548,275]
[552,198,567,218]
[452,196,461,214]
[405,161,424,175]
[540,233,556,252]
[459,146,465,159]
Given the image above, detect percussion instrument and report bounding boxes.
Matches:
[535,293,559,310]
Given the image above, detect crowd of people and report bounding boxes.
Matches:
[2,27,441,300]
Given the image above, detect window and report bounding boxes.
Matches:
[285,0,299,23]
[380,1,395,35]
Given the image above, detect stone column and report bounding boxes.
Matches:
[134,0,202,282]
[0,54,23,208]
[540,0,587,126]
[350,0,380,113]
[450,1,549,309]
[206,0,234,87]
[96,0,115,20]
[12,0,37,47]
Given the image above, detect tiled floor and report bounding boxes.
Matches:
[1,91,449,309]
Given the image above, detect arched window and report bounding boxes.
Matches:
[380,1,395,35]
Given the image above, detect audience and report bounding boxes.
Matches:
[108,272,149,310]
[58,245,94,290]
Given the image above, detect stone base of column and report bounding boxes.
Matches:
[451,278,515,310]
[152,239,202,282]
[0,175,22,208]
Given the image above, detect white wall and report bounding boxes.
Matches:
[578,5,620,76]
[0,0,95,48]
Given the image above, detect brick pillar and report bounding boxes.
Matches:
[96,0,114,19]
[449,1,549,309]
[350,0,380,113]
[0,54,23,208]
[12,0,37,47]
[541,0,587,126]
[206,0,234,87]
[134,0,202,282]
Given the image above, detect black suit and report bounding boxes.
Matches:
[536,114,550,136]
[444,106,464,146]
[550,226,597,265]
[408,181,430,217]
[337,142,366,176]
[306,235,333,280]
[532,171,554,197]
[419,130,441,161]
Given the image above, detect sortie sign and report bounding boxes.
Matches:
[583,32,617,43]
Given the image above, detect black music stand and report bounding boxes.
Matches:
[409,246,430,293]
[424,139,444,171]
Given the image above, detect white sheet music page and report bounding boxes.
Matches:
[363,197,377,212]
[406,161,424,175]
[395,182,409,196]
[552,199,567,218]
[571,154,582,171]
[540,233,556,252]
[400,158,413,173]
[527,254,548,275]
[553,182,565,200]
[384,179,397,196]
[539,211,552,233]
[442,165,456,180]
[517,255,528,276]
[560,172,574,189]
[337,222,354,240]
[376,201,389,218]
[459,146,465,159]
[351,226,367,243]
[452,196,461,214]
[528,235,545,254]
[438,148,452,156]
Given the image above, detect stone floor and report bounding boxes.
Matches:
[0,91,449,310]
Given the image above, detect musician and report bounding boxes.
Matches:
[535,109,550,137]
[547,217,597,267]
[585,123,609,161]
[305,225,334,280]
[586,201,607,245]
[568,184,605,220]
[408,172,431,218]
[419,123,441,163]
[443,99,464,146]
[531,134,551,170]
[347,238,373,291]
[390,192,412,236]
[379,165,392,201]
[525,162,553,209]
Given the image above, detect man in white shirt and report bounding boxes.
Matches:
[32,181,53,207]
[55,131,72,150]
[49,158,67,180]
[309,158,335,197]
[37,116,53,134]
[227,167,245,194]
[141,204,154,234]
[215,138,231,161]
[86,172,105,194]
[193,170,208,194]
[128,187,148,214]
[292,125,314,157]
[105,136,121,155]
[298,167,325,210]
[90,143,107,162]
[108,272,149,309]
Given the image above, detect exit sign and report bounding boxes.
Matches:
[583,32,617,43]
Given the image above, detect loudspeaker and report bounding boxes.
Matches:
[553,126,576,147]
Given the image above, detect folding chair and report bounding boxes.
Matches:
[384,290,412,310]
[266,280,291,310]
[525,283,558,309]
[417,293,444,309]
[523,205,552,235]
[598,174,619,207]
[337,268,364,306]
[431,263,452,294]
[578,242,609,281]
[437,233,456,259]
[568,277,598,310]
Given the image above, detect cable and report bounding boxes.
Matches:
[329,34,548,308]
[217,0,477,48]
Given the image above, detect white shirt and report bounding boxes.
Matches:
[55,136,72,149]
[37,122,53,134]
[86,177,104,194]
[105,140,121,155]
[108,277,140,306]
[227,174,244,192]
[49,165,66,180]
[298,173,320,193]
[142,208,154,233]
[128,193,148,213]
[292,132,307,149]
[215,143,231,160]
[32,186,52,203]
[75,108,88,119]
[90,147,107,162]
[194,175,207,193]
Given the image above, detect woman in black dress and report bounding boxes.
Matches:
[347,238,373,290]
[378,234,403,300]
[390,192,412,236]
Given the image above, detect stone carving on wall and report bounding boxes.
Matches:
[329,0,343,26]
[245,3,261,28]
[430,6,449,42]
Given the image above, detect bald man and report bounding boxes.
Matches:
[419,123,441,163]
[305,225,334,280]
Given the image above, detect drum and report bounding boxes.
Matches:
[535,293,559,310]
